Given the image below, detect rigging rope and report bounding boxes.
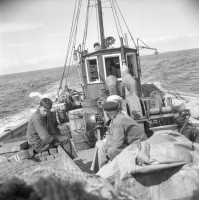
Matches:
[57,0,139,101]
[110,0,122,39]
[95,0,100,43]
[113,0,137,48]
[65,0,82,84]
[56,0,80,100]
[82,0,91,50]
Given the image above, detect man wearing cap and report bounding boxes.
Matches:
[90,101,147,173]
[106,94,128,115]
[26,98,77,159]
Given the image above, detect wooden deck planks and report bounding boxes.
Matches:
[74,147,95,173]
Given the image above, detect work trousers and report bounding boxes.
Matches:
[90,140,125,173]
[55,136,77,159]
[31,136,77,159]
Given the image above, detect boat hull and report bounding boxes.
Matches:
[0,145,81,183]
[0,121,28,141]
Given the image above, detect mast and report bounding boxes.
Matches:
[97,0,106,49]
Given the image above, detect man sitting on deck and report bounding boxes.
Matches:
[26,98,77,159]
[90,101,147,173]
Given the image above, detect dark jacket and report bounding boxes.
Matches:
[26,109,60,151]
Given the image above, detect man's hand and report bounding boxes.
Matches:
[53,138,61,147]
[54,142,61,147]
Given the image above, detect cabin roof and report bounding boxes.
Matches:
[82,47,137,58]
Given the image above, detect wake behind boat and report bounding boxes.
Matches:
[1,0,199,199]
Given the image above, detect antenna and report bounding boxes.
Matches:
[137,38,158,54]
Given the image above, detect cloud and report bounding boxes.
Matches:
[0,58,19,66]
[0,52,64,69]
[22,53,64,65]
[137,33,199,54]
[43,33,67,37]
[4,43,48,48]
[143,33,199,44]
[0,52,65,75]
[0,23,42,33]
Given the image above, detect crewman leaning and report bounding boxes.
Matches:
[90,101,147,173]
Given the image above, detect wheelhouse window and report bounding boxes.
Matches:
[126,53,138,77]
[103,54,122,79]
[85,57,100,83]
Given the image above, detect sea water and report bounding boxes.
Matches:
[0,48,199,133]
[140,48,199,94]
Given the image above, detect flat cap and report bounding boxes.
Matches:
[101,101,119,112]
[107,95,123,103]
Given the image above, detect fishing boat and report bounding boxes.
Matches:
[1,0,199,199]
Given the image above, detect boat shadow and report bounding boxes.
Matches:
[133,165,184,187]
[74,159,94,173]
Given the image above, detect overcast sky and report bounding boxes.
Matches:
[0,0,199,75]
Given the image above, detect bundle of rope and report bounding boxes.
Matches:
[1,160,199,200]
[0,166,137,200]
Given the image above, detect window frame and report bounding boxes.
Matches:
[102,53,122,81]
[85,56,100,84]
[126,52,138,78]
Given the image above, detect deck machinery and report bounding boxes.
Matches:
[56,0,177,150]
[65,38,177,150]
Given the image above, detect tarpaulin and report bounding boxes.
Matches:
[97,130,199,180]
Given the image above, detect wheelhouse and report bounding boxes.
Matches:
[81,47,142,99]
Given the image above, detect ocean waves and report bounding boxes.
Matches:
[141,48,199,95]
[0,48,199,133]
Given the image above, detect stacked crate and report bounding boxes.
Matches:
[0,138,62,163]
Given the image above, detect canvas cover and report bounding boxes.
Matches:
[97,130,199,180]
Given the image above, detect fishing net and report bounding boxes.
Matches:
[0,164,135,200]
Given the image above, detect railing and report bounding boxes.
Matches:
[0,121,28,141]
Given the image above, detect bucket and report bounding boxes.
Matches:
[68,107,98,150]
[69,98,102,150]
[82,98,103,132]
[68,108,85,133]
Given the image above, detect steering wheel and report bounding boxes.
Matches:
[97,97,107,108]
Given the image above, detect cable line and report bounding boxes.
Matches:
[113,0,137,48]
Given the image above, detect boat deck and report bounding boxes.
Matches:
[73,147,95,173]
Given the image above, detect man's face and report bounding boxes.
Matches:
[106,110,118,120]
[106,61,111,68]
[39,106,50,117]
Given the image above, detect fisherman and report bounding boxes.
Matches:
[105,60,117,77]
[90,101,147,173]
[26,98,77,159]
[106,95,128,115]
[93,42,101,50]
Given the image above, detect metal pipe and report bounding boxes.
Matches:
[97,0,106,49]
